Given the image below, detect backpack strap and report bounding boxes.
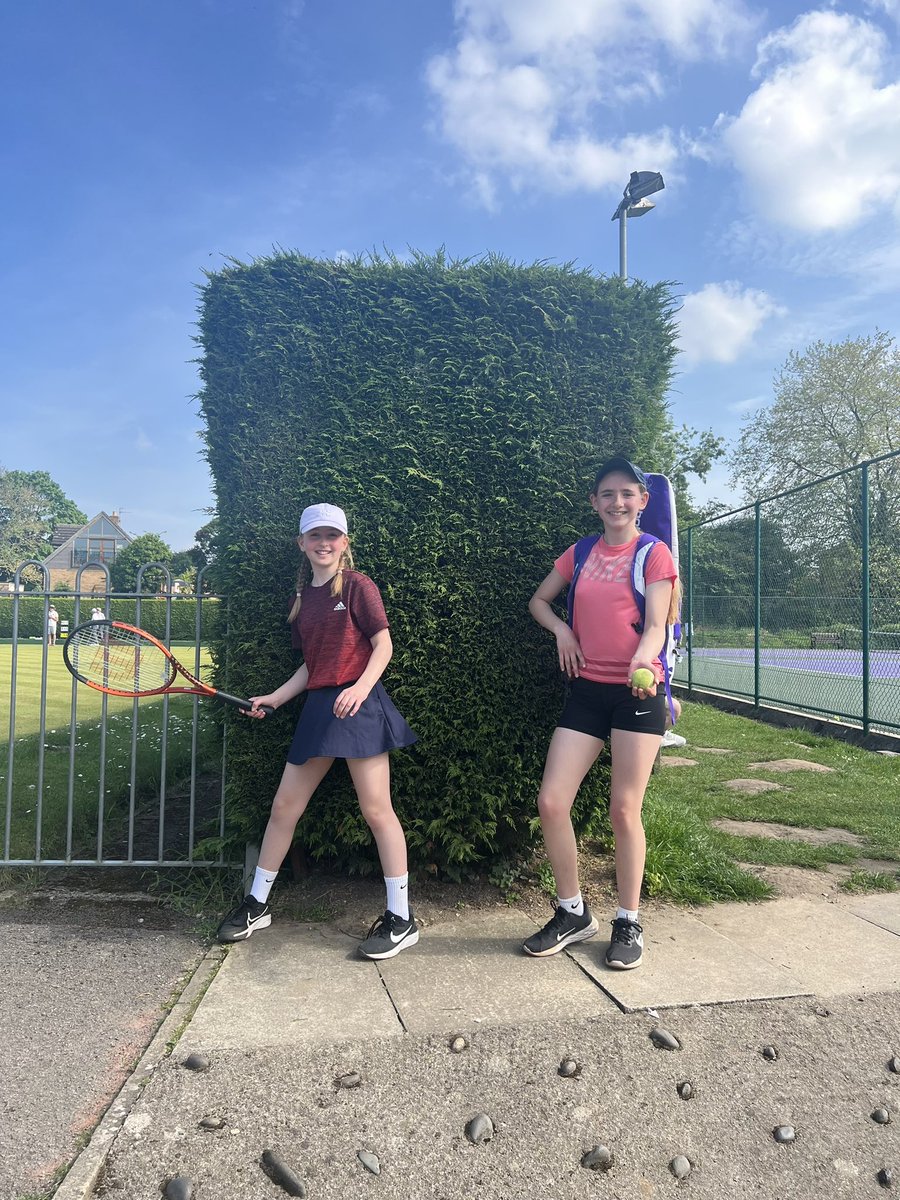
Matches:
[566,534,601,628]
[630,532,678,725]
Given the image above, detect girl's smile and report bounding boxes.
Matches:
[298,526,349,581]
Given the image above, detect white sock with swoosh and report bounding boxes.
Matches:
[385,873,409,920]
[558,893,584,917]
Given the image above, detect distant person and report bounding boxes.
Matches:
[90,606,105,639]
[523,457,679,971]
[47,605,59,646]
[216,503,419,961]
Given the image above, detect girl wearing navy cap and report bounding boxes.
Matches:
[216,503,419,959]
[523,458,678,969]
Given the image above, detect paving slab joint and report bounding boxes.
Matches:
[51,943,226,1200]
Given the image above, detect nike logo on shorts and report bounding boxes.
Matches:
[635,709,652,716]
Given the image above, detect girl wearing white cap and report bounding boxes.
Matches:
[217,503,419,959]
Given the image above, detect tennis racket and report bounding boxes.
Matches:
[63,619,274,714]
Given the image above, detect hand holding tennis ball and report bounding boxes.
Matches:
[630,667,656,692]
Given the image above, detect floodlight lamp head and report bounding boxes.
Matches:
[626,170,665,203]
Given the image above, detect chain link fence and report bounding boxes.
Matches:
[678,449,900,737]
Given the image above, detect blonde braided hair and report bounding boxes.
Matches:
[287,543,355,623]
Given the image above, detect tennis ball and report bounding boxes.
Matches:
[631,668,655,691]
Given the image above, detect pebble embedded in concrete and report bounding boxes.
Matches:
[872,1108,891,1125]
[649,1027,681,1051]
[182,1052,210,1073]
[761,1045,779,1061]
[449,1035,468,1053]
[358,1150,380,1175]
[337,1071,362,1089]
[558,1059,579,1078]
[198,1116,226,1130]
[773,1125,796,1144]
[163,1178,193,1200]
[260,1149,306,1196]
[889,1056,900,1074]
[465,1113,494,1145]
[676,1081,694,1100]
[581,1145,614,1171]
[877,1166,893,1188]
[670,1155,692,1180]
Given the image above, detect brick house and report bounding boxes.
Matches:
[42,511,132,592]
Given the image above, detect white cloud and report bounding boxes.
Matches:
[678,281,783,365]
[135,428,154,451]
[728,393,766,414]
[720,11,900,232]
[426,0,754,203]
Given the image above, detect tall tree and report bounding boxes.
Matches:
[109,533,173,593]
[4,470,87,527]
[0,470,46,580]
[729,331,900,554]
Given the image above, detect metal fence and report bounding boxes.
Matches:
[678,449,900,737]
[2,560,229,867]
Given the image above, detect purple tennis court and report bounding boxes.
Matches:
[692,647,900,681]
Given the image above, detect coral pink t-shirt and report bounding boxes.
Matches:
[554,536,677,684]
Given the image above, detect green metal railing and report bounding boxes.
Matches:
[679,449,900,737]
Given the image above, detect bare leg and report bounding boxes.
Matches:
[347,753,407,877]
[608,729,661,911]
[537,728,605,899]
[257,757,334,872]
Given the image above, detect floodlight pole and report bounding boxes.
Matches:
[618,208,627,280]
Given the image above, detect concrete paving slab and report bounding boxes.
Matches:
[696,898,900,995]
[378,909,618,1032]
[178,924,403,1053]
[566,907,808,1012]
[838,891,900,936]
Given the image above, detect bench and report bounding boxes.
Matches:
[810,632,844,649]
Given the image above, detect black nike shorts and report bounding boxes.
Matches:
[557,677,666,741]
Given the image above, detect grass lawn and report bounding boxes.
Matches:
[2,644,220,862]
[636,701,900,903]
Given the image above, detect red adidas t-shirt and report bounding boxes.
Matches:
[555,536,677,684]
[289,570,389,690]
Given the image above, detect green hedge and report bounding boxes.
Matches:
[198,251,678,874]
[0,596,221,642]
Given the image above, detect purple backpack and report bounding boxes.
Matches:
[566,473,681,721]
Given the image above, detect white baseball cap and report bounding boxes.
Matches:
[299,503,348,535]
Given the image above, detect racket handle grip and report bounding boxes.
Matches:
[217,691,276,716]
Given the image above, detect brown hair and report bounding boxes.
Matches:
[287,542,355,624]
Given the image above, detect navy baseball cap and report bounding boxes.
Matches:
[593,457,647,489]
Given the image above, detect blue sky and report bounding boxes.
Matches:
[3,0,900,549]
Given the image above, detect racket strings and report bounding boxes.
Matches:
[69,627,175,694]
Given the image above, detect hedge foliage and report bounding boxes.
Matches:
[198,251,678,874]
[0,597,221,642]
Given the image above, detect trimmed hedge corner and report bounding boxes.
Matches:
[198,251,678,874]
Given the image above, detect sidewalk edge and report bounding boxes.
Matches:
[52,943,227,1200]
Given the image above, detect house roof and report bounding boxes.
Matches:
[42,512,132,564]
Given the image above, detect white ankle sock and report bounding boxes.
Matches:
[558,893,585,916]
[385,873,409,920]
[250,866,278,903]
[616,907,639,924]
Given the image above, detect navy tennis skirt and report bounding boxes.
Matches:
[286,681,418,765]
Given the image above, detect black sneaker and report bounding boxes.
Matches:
[605,917,644,969]
[522,905,599,957]
[358,910,419,960]
[216,895,272,943]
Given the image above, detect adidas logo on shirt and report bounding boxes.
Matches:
[333,601,346,611]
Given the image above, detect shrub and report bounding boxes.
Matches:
[198,251,678,873]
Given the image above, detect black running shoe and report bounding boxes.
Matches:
[522,905,599,957]
[358,910,419,960]
[216,895,272,943]
[605,917,644,969]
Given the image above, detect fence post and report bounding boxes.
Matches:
[686,526,693,693]
[861,463,870,736]
[754,502,761,707]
